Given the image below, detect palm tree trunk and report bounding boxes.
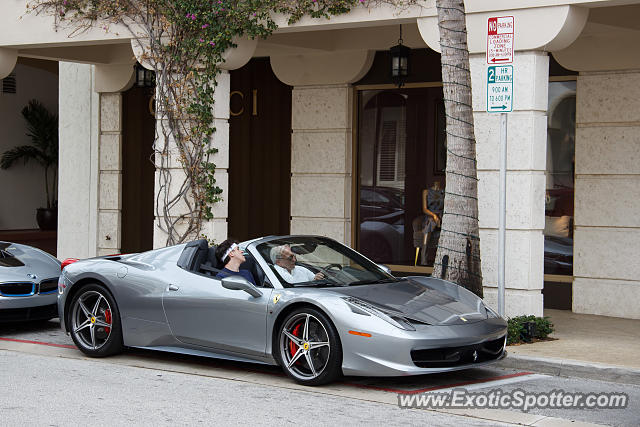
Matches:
[432,0,483,297]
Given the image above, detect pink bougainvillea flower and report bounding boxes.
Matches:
[199,38,204,42]
[209,42,215,46]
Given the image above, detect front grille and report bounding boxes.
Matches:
[0,282,35,296]
[411,336,506,368]
[39,279,58,294]
[0,304,58,322]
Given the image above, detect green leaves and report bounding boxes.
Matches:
[507,315,554,345]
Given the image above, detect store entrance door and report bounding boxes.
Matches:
[121,86,155,253]
[228,58,292,241]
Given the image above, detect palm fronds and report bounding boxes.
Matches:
[1,99,59,208]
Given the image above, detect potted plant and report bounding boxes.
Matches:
[1,99,59,230]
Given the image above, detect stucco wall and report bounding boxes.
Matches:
[290,84,352,244]
[57,62,99,260]
[0,63,58,230]
[573,70,640,319]
[472,51,549,317]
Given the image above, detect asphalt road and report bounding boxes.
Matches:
[1,319,639,426]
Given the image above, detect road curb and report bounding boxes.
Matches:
[498,354,640,386]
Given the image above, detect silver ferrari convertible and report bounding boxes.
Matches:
[58,235,507,385]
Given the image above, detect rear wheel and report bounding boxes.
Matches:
[69,284,123,357]
[276,308,342,386]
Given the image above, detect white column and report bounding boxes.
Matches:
[289,84,352,245]
[58,62,100,259]
[573,70,640,319]
[152,71,230,247]
[472,51,548,317]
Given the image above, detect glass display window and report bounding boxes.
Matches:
[356,87,445,268]
[544,80,576,276]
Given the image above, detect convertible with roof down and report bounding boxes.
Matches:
[58,235,507,385]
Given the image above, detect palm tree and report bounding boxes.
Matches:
[431,0,483,297]
[1,99,59,209]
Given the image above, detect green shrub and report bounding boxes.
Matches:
[506,315,554,345]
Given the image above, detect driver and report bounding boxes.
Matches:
[270,244,324,283]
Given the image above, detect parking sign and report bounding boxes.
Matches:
[487,65,513,113]
[487,16,514,64]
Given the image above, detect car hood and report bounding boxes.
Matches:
[0,242,60,282]
[332,276,488,326]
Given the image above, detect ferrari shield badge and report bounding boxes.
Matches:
[273,294,281,304]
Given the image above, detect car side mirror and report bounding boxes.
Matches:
[221,275,263,298]
[378,264,392,275]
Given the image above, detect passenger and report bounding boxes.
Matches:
[215,239,257,286]
[270,244,324,283]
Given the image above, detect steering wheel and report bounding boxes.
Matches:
[326,263,343,271]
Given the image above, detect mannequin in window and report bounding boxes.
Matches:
[415,181,444,265]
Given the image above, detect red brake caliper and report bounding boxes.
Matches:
[104,309,112,334]
[288,323,302,360]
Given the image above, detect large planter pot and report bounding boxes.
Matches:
[36,207,57,231]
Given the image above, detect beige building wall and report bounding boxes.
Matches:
[472,51,549,317]
[573,70,640,319]
[152,71,231,247]
[290,84,353,245]
[97,93,123,256]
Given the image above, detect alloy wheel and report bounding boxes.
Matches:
[71,290,113,351]
[280,313,331,381]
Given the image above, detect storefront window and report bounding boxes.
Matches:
[357,87,445,267]
[544,81,576,275]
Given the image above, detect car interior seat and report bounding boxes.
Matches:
[177,239,209,272]
[240,253,267,287]
[199,246,221,275]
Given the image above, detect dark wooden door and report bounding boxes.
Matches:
[121,86,155,253]
[229,58,292,241]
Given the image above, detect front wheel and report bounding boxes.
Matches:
[69,283,123,357]
[276,308,342,386]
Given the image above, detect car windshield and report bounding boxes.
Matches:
[0,243,25,267]
[255,236,396,288]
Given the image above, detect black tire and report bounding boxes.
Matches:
[68,283,123,357]
[275,307,342,386]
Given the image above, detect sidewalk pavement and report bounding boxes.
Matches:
[498,309,640,385]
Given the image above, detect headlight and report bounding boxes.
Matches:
[343,297,415,331]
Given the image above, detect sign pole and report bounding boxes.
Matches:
[498,112,507,316]
[487,15,513,316]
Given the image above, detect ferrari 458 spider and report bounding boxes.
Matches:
[1,241,60,322]
[58,235,507,385]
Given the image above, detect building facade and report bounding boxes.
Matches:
[1,1,639,319]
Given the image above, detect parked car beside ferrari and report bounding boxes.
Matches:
[0,241,60,322]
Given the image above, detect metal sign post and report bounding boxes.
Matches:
[498,113,507,316]
[487,16,514,317]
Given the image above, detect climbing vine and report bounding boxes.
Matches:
[27,0,419,245]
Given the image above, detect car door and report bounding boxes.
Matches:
[162,269,272,357]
